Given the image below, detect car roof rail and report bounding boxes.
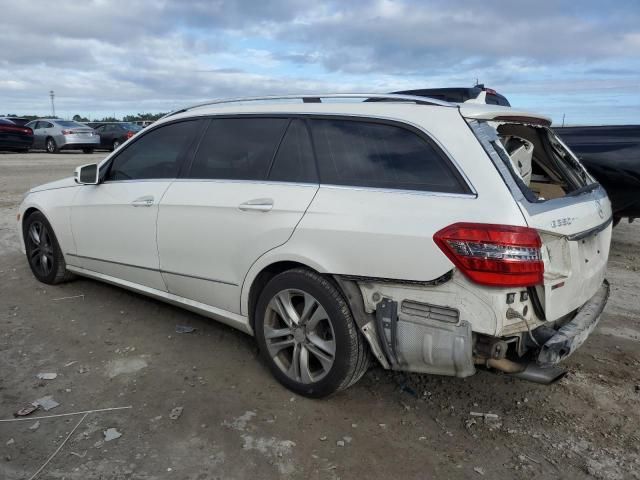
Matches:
[160,93,456,120]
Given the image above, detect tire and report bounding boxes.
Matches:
[46,137,59,153]
[612,216,621,228]
[254,268,370,398]
[82,148,94,154]
[112,139,121,151]
[23,211,74,285]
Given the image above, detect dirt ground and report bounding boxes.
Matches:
[1,151,639,480]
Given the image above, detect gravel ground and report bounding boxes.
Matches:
[1,152,639,480]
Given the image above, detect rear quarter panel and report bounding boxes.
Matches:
[241,107,526,314]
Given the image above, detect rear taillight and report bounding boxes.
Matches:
[126,131,134,138]
[0,125,32,135]
[62,129,73,135]
[433,223,543,287]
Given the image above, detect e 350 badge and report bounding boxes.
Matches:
[550,217,576,228]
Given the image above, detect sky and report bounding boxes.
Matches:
[0,0,639,125]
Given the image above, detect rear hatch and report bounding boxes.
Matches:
[462,106,612,321]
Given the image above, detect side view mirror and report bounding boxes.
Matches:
[74,163,99,185]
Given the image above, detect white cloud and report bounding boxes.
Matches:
[0,0,638,124]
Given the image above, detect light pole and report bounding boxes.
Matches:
[49,90,56,117]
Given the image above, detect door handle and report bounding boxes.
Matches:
[239,198,273,212]
[131,195,154,207]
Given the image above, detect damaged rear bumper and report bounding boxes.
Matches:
[536,279,609,367]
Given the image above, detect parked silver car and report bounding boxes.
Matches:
[25,119,100,153]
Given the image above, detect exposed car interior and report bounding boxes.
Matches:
[496,123,595,201]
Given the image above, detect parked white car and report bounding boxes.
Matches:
[17,94,612,397]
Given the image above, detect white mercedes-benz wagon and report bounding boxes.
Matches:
[17,94,611,397]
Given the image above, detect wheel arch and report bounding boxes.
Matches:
[242,254,347,332]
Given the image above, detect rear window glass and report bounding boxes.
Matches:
[189,118,288,180]
[121,122,143,131]
[485,93,511,107]
[56,121,86,128]
[309,119,467,193]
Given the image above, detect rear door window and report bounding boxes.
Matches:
[268,119,317,183]
[188,117,288,180]
[105,120,198,181]
[309,119,468,193]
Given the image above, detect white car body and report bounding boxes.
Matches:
[17,94,611,384]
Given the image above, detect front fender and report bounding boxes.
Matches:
[17,187,80,260]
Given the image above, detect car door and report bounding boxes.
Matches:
[157,117,319,314]
[27,121,44,148]
[38,121,53,148]
[70,119,201,291]
[93,125,107,148]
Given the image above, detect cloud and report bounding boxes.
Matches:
[0,0,638,124]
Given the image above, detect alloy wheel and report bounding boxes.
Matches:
[263,289,336,384]
[27,221,54,277]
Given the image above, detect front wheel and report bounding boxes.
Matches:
[23,212,73,284]
[254,268,369,398]
[46,137,59,153]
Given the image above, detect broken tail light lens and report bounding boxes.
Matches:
[433,223,543,287]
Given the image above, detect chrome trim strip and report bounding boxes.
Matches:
[566,216,613,241]
[66,265,252,335]
[100,112,476,195]
[161,269,237,287]
[170,178,319,188]
[320,184,477,198]
[66,253,238,286]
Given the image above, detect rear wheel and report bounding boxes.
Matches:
[46,137,59,153]
[112,139,121,151]
[254,268,369,397]
[23,212,73,284]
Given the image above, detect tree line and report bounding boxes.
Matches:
[3,113,168,122]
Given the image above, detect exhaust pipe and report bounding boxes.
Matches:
[479,358,567,384]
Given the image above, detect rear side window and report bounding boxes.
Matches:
[486,93,511,107]
[268,119,317,183]
[189,118,288,180]
[309,119,467,193]
[105,120,197,181]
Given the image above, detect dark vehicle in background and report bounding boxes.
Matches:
[1,117,32,127]
[89,122,142,151]
[555,125,640,224]
[0,118,34,152]
[25,119,99,153]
